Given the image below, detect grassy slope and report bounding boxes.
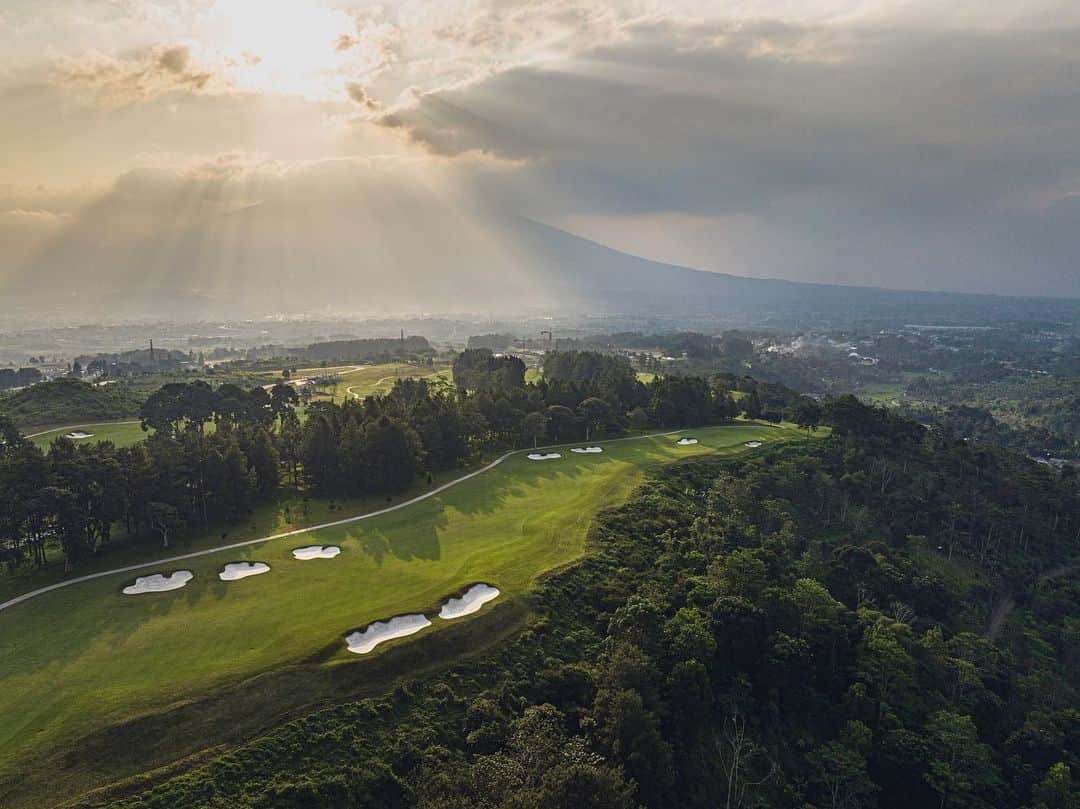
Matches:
[0,423,808,806]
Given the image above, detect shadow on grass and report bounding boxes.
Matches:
[0,599,530,809]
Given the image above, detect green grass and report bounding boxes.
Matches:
[304,362,452,404]
[26,420,147,449]
[858,383,905,406]
[0,423,808,803]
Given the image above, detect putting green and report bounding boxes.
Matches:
[26,420,147,449]
[0,423,804,785]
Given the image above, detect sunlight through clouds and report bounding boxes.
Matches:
[1,0,1079,304]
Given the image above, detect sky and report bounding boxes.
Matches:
[1,0,1079,306]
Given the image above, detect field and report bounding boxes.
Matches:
[0,423,809,806]
[304,362,452,404]
[26,420,147,449]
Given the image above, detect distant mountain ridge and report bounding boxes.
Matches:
[4,203,1076,326]
[506,218,1080,324]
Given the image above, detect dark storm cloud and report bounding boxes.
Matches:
[375,21,1080,296]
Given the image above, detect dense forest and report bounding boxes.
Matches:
[96,398,1078,809]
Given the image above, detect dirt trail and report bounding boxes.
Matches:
[986,564,1075,642]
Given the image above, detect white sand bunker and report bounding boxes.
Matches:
[345,614,431,655]
[122,570,193,595]
[218,561,270,581]
[677,438,699,445]
[439,583,501,620]
[292,545,341,560]
[745,441,763,448]
[571,446,604,454]
[528,452,562,461]
[66,431,93,439]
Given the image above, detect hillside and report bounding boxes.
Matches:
[0,378,143,429]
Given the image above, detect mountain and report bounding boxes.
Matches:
[3,195,1076,327]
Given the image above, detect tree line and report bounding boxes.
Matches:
[0,352,822,574]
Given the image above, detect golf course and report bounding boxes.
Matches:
[0,422,809,805]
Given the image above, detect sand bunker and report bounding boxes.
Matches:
[527,452,562,461]
[745,441,763,448]
[292,545,341,560]
[571,446,603,454]
[65,431,93,439]
[677,438,699,445]
[122,570,193,595]
[218,561,270,581]
[439,583,501,620]
[345,614,431,654]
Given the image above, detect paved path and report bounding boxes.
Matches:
[0,430,686,614]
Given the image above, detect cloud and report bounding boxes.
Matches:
[371,19,1080,296]
[5,1,1080,299]
[157,46,190,74]
[336,34,360,52]
[345,82,380,110]
[53,44,222,105]
[0,208,70,225]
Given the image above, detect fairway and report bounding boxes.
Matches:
[0,423,803,797]
[26,420,146,448]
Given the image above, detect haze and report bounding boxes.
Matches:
[2,0,1079,319]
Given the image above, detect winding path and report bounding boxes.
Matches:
[346,375,397,399]
[0,430,687,614]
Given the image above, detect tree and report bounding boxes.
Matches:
[1031,762,1076,809]
[627,406,650,432]
[924,710,999,809]
[301,412,340,491]
[592,687,673,806]
[361,416,422,493]
[793,397,822,433]
[743,390,763,420]
[521,411,549,448]
[466,704,633,809]
[857,617,916,720]
[145,502,181,548]
[139,383,188,436]
[808,722,877,809]
[545,405,579,442]
[664,606,716,662]
[716,685,776,809]
[577,397,611,442]
[709,549,768,600]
